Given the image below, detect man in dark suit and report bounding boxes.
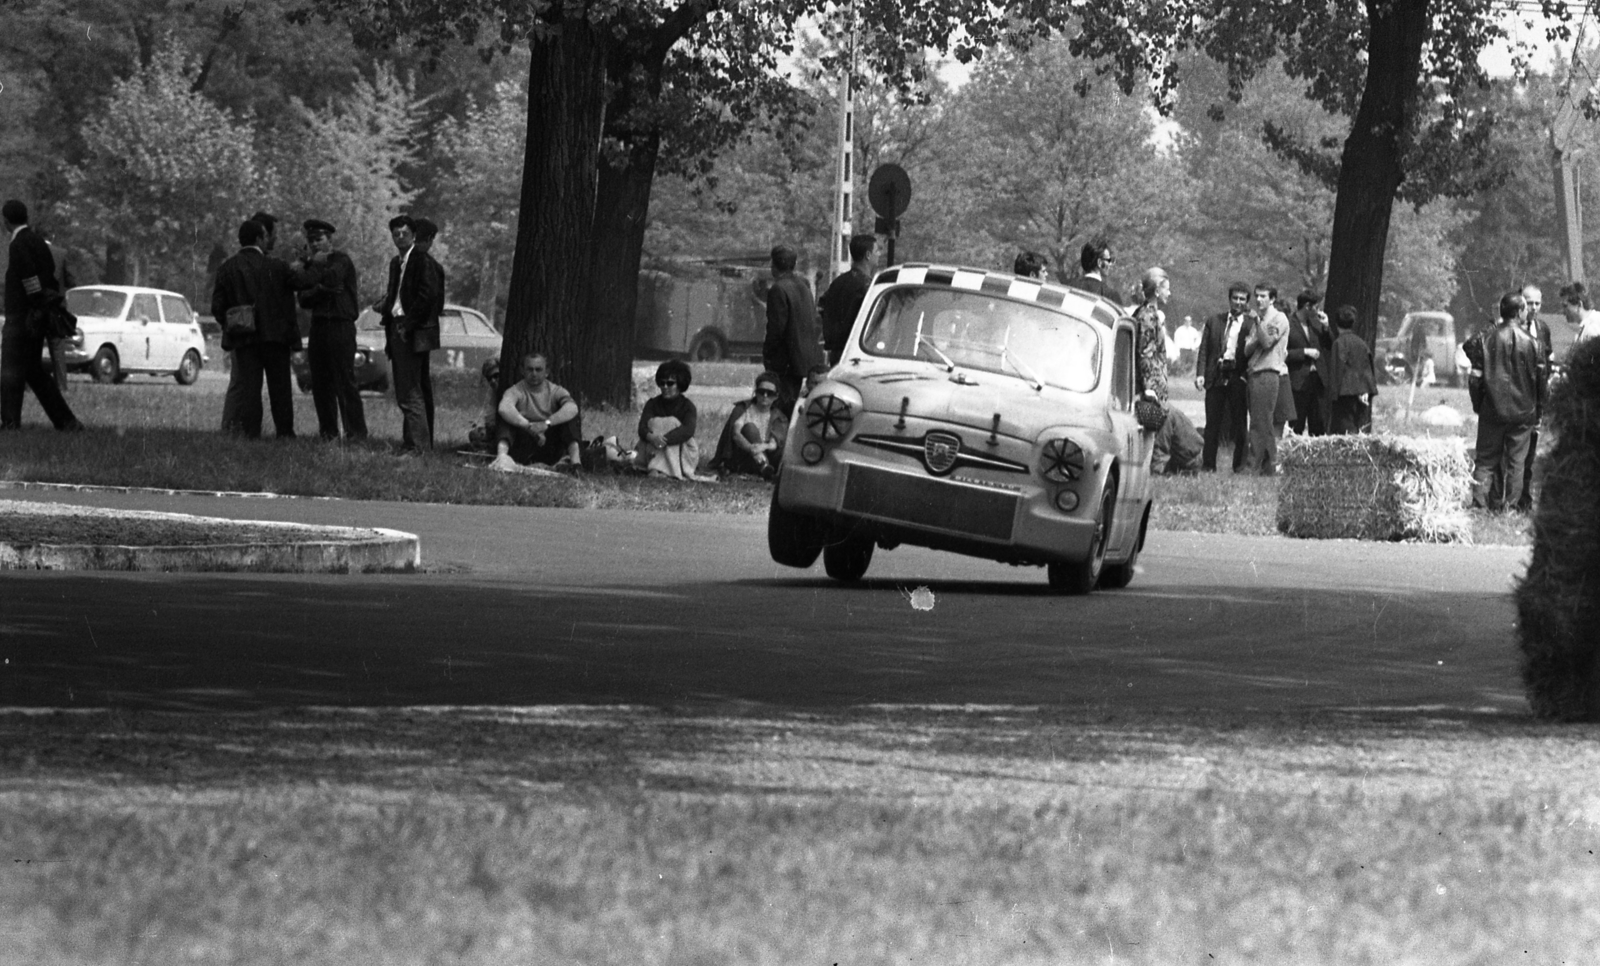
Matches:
[1286,289,1331,436]
[220,211,286,433]
[412,217,446,440]
[212,218,304,438]
[1194,282,1255,472]
[762,243,822,409]
[819,233,876,365]
[1516,282,1553,512]
[0,199,80,430]
[1070,238,1118,301]
[294,218,366,441]
[376,214,439,453]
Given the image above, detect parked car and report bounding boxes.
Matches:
[1376,310,1464,386]
[290,304,500,393]
[768,263,1154,593]
[45,285,208,384]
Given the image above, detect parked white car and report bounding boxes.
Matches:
[46,285,209,384]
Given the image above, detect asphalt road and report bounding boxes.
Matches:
[0,487,1532,716]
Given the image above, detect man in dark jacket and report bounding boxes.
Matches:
[1194,282,1255,472]
[762,244,822,408]
[376,214,439,453]
[819,233,876,365]
[213,218,304,438]
[1070,238,1117,300]
[412,217,446,440]
[1286,289,1330,436]
[295,218,366,441]
[0,199,80,430]
[1468,291,1545,511]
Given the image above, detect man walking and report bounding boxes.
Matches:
[1243,283,1292,474]
[376,214,439,454]
[295,219,366,441]
[1467,291,1544,512]
[212,218,303,438]
[762,244,822,408]
[1195,282,1254,472]
[0,200,80,431]
[819,233,876,365]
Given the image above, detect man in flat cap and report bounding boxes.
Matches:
[294,218,366,440]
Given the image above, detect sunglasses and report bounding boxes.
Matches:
[754,387,778,398]
[658,379,679,388]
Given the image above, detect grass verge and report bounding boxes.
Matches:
[3,704,1594,965]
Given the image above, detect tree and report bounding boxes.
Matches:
[61,40,261,299]
[433,73,527,323]
[1050,0,1578,356]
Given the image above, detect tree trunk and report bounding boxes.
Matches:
[500,20,609,398]
[586,134,660,408]
[1322,0,1429,357]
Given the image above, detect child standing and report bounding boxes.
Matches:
[1329,305,1377,434]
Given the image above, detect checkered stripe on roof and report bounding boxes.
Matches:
[873,263,1116,325]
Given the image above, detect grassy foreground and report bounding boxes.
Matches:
[4,705,1596,965]
[0,368,1532,543]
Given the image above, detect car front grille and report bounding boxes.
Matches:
[841,465,1017,542]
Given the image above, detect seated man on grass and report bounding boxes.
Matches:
[491,352,582,470]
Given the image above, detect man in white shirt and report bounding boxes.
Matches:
[1195,283,1255,472]
[1243,283,1292,474]
[1562,281,1600,342]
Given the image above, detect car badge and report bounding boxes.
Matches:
[923,431,961,475]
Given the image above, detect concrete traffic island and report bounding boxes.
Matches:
[0,499,419,572]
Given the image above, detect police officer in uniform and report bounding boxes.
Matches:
[296,219,367,440]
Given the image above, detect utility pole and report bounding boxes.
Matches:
[831,0,857,278]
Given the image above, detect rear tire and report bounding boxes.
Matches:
[688,329,726,362]
[91,346,120,384]
[1048,478,1116,595]
[823,536,874,582]
[174,349,201,385]
[768,478,823,568]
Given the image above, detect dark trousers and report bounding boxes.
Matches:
[0,324,78,430]
[387,327,431,451]
[1290,380,1326,436]
[307,320,367,440]
[225,341,295,438]
[1330,395,1370,435]
[422,363,435,440]
[496,414,583,466]
[1472,416,1534,511]
[1245,369,1282,474]
[1201,377,1247,471]
[1517,427,1540,512]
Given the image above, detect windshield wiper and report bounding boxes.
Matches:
[915,335,957,372]
[1003,347,1043,392]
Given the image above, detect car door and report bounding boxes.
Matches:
[158,294,195,368]
[453,306,502,370]
[436,309,467,369]
[1107,323,1147,555]
[126,292,162,370]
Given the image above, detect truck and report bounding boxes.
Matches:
[634,258,773,361]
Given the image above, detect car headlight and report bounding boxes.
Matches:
[1039,437,1085,483]
[70,330,84,348]
[354,351,368,367]
[805,394,854,441]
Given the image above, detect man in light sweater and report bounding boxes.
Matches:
[1243,283,1293,475]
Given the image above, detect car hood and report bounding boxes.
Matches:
[843,369,1112,439]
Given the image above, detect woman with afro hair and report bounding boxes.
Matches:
[633,359,701,478]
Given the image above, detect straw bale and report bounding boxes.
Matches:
[1276,434,1472,542]
[1516,337,1600,720]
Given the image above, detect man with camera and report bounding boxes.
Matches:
[1195,281,1256,472]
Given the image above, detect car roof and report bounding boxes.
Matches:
[70,284,188,300]
[871,263,1125,328]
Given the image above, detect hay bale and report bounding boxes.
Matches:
[1516,337,1600,720]
[1276,434,1472,542]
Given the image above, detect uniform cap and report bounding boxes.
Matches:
[303,219,337,236]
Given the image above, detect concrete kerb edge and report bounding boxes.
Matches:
[0,480,329,500]
[0,527,420,573]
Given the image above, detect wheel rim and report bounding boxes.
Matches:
[96,354,115,380]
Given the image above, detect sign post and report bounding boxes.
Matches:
[868,163,912,266]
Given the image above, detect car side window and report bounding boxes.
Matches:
[461,311,498,337]
[160,295,192,326]
[130,293,159,323]
[1111,327,1134,409]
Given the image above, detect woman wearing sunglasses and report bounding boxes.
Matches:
[710,371,788,479]
[632,359,701,478]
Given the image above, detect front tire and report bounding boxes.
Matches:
[1048,478,1116,595]
[1099,501,1148,590]
[174,349,201,385]
[687,329,726,362]
[91,346,120,384]
[768,478,823,568]
[823,536,874,582]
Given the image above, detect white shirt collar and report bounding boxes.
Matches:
[9,224,26,242]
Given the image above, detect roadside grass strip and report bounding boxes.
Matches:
[3,705,1598,965]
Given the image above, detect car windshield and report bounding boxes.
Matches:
[66,288,129,319]
[858,286,1101,392]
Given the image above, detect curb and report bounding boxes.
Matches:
[0,527,420,573]
[0,480,326,501]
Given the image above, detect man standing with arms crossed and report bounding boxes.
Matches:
[295,219,366,441]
